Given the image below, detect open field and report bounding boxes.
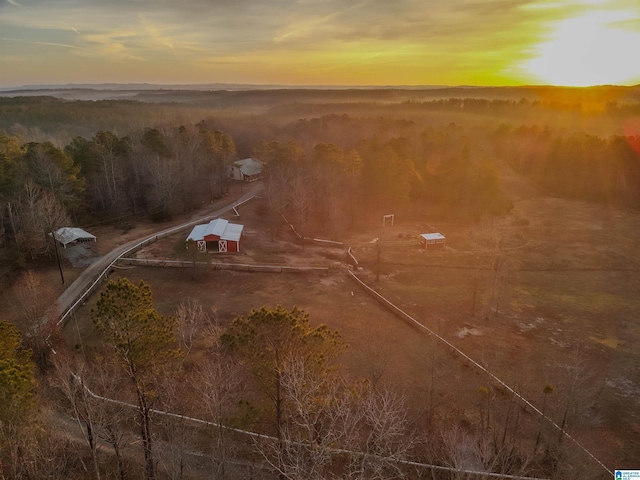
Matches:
[58,178,640,474]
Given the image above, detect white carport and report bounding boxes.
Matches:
[53,227,97,248]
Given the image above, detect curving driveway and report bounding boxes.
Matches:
[56,183,263,326]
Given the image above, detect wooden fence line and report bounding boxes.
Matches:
[55,197,610,478]
[346,271,612,477]
[117,257,331,274]
[57,196,257,326]
[77,374,551,480]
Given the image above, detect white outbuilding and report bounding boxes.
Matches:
[420,233,446,250]
[228,158,264,182]
[53,227,97,248]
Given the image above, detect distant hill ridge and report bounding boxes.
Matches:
[1,83,638,105]
[1,82,453,92]
[3,82,639,92]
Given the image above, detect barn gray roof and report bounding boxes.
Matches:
[233,158,263,177]
[420,233,445,241]
[54,227,96,246]
[186,218,244,243]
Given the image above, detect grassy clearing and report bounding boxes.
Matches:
[57,187,640,469]
[589,335,621,350]
[515,285,640,314]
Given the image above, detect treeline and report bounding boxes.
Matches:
[274,113,640,214]
[0,109,513,264]
[257,122,510,240]
[2,94,640,265]
[401,97,640,114]
[496,126,640,207]
[3,90,638,143]
[0,96,176,141]
[0,124,235,263]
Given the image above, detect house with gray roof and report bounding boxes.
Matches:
[228,158,263,182]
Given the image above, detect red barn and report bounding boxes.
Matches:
[186,218,244,253]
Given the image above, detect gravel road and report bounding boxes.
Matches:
[55,183,263,324]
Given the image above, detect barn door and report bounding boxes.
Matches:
[219,240,227,252]
[197,240,206,252]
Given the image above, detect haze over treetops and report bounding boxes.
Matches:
[0,0,639,88]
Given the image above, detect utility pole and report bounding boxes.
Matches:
[376,236,381,282]
[7,202,17,246]
[52,231,65,285]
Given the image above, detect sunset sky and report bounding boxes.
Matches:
[1,0,638,88]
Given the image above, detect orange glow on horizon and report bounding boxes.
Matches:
[521,9,640,87]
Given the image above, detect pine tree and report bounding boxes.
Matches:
[92,278,179,480]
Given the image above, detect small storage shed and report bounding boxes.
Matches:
[53,227,97,248]
[420,233,446,250]
[228,158,264,182]
[186,218,244,253]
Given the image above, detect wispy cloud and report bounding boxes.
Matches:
[274,0,373,43]
[32,41,81,49]
[0,0,637,86]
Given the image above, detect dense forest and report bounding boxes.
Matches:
[1,89,639,267]
[1,88,640,479]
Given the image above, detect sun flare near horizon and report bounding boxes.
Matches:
[523,9,640,87]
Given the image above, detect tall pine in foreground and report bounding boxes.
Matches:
[222,306,343,477]
[92,278,179,480]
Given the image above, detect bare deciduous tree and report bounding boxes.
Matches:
[441,425,534,480]
[266,357,348,480]
[93,131,130,213]
[194,340,241,478]
[346,386,415,480]
[550,347,604,445]
[469,218,522,320]
[52,348,131,480]
[11,270,58,367]
[175,298,209,356]
[52,353,102,480]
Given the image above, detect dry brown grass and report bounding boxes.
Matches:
[53,181,640,470]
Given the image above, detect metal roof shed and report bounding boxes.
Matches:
[53,227,97,248]
[420,233,445,249]
[229,158,264,182]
